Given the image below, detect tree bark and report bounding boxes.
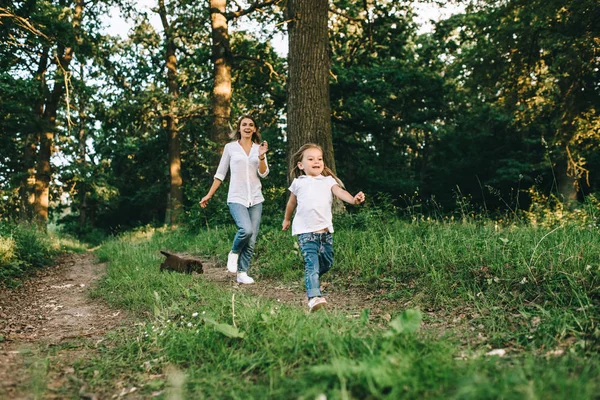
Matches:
[77,64,88,229]
[19,47,47,222]
[286,0,335,176]
[158,0,183,227]
[209,0,233,152]
[33,0,82,227]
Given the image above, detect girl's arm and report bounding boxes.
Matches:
[282,193,297,230]
[200,178,222,208]
[331,185,366,205]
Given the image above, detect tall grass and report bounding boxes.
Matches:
[0,222,86,286]
[77,215,600,398]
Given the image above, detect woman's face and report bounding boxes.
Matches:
[238,118,256,139]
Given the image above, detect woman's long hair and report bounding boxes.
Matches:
[289,143,344,187]
[229,115,262,143]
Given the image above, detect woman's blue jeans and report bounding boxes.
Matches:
[298,232,333,298]
[228,202,263,273]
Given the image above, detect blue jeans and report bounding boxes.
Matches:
[298,232,333,298]
[228,202,263,273]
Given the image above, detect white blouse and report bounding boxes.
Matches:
[214,141,269,207]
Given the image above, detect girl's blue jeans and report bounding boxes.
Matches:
[298,232,333,298]
[228,202,263,273]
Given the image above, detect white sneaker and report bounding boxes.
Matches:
[227,252,238,273]
[236,272,255,284]
[307,297,327,312]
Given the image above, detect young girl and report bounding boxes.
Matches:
[200,115,269,284]
[282,143,365,311]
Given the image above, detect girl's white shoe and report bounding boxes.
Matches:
[308,297,327,312]
[236,272,254,284]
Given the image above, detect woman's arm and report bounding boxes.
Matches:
[331,185,365,205]
[200,145,230,208]
[200,178,222,208]
[258,141,269,177]
[282,192,297,230]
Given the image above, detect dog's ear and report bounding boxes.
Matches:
[160,251,172,257]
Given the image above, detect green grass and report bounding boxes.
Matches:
[73,216,600,398]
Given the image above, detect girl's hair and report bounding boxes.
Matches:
[229,114,262,143]
[289,143,344,187]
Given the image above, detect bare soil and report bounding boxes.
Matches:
[0,252,130,399]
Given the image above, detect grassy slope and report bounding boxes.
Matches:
[77,218,600,399]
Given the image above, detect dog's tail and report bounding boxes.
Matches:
[160,250,172,257]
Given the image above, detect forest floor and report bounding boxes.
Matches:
[0,252,466,399]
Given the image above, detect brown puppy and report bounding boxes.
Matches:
[160,251,204,274]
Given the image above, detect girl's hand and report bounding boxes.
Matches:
[282,219,291,231]
[354,191,365,204]
[200,195,211,208]
[259,141,269,157]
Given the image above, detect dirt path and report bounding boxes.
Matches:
[0,252,129,399]
[201,257,414,320]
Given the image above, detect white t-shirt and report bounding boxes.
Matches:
[215,141,269,206]
[289,175,338,236]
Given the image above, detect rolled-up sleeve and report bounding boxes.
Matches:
[214,145,230,181]
[258,156,269,178]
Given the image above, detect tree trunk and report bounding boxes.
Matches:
[33,0,82,228]
[209,0,233,151]
[556,160,578,204]
[286,0,335,176]
[20,47,49,222]
[158,0,183,227]
[77,64,88,229]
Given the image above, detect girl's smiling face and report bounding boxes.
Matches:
[298,147,324,177]
[238,118,256,139]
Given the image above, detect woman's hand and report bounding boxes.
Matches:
[282,219,291,231]
[353,191,365,205]
[200,195,211,208]
[259,141,269,158]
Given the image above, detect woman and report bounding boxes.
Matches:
[200,115,269,284]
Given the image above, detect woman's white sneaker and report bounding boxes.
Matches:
[236,272,255,284]
[227,252,238,273]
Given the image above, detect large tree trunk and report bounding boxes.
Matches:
[209,0,233,151]
[286,0,335,176]
[158,0,183,227]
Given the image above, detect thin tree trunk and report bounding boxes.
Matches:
[286,0,335,175]
[158,0,183,227]
[209,0,233,151]
[33,0,82,228]
[77,64,88,229]
[20,47,49,222]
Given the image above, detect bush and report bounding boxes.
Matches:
[0,222,58,286]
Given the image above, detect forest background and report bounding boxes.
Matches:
[1,1,600,398]
[1,0,599,240]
